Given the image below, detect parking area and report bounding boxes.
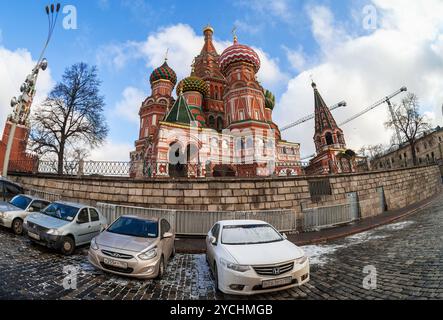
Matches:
[1,195,443,300]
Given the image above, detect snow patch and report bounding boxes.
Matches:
[375,221,415,231]
[301,244,345,266]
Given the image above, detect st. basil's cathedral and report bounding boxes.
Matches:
[129,25,357,178]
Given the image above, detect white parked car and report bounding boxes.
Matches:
[0,195,50,235]
[24,201,108,255]
[206,220,310,296]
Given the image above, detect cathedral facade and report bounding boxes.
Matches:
[130,26,302,178]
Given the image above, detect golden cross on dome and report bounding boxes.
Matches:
[232,26,238,43]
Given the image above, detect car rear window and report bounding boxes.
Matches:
[9,195,32,210]
[107,217,158,238]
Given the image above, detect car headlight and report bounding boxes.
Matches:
[295,256,308,265]
[138,247,157,260]
[220,258,250,272]
[0,212,5,218]
[47,229,61,236]
[90,238,99,251]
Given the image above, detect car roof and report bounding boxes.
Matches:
[0,177,22,186]
[52,201,90,209]
[17,194,48,202]
[120,215,160,222]
[218,220,269,226]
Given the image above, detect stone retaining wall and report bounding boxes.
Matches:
[9,165,442,226]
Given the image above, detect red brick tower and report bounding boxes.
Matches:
[306,81,354,175]
[193,25,226,131]
[219,35,269,131]
[130,59,177,177]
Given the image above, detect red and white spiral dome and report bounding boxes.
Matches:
[219,38,261,75]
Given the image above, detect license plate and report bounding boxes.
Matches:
[262,277,292,289]
[28,232,40,241]
[103,258,128,269]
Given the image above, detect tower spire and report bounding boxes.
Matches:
[313,82,346,152]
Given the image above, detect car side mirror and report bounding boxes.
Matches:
[209,236,217,245]
[163,232,173,239]
[282,233,288,240]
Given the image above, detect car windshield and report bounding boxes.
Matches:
[221,224,283,245]
[41,203,79,222]
[9,195,32,210]
[107,217,158,238]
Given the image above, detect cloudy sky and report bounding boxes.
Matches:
[1,0,442,160]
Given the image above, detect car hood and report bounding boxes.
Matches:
[224,240,305,265]
[0,202,21,213]
[96,231,157,253]
[26,213,71,229]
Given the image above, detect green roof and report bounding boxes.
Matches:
[164,94,196,125]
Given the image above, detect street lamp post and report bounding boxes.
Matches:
[2,3,61,178]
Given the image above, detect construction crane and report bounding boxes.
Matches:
[280,101,347,132]
[300,87,408,160]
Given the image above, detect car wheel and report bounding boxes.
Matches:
[171,245,176,258]
[60,236,75,256]
[157,256,165,279]
[213,263,220,292]
[12,218,24,235]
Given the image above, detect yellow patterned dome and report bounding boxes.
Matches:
[176,76,209,97]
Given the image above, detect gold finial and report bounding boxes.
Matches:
[165,48,169,62]
[310,74,317,88]
[204,23,214,34]
[232,26,238,44]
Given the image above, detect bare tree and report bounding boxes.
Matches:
[385,93,431,166]
[30,63,108,174]
[361,144,386,160]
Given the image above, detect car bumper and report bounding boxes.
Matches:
[88,248,161,279]
[218,261,310,296]
[0,217,13,229]
[23,224,63,249]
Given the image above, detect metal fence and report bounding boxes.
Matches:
[96,202,297,236]
[302,202,357,231]
[24,188,63,202]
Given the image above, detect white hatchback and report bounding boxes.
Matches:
[0,195,50,235]
[206,220,310,296]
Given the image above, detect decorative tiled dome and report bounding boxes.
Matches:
[150,61,177,85]
[219,39,261,74]
[176,76,209,97]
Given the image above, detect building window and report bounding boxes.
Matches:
[255,111,259,120]
[325,132,334,146]
[152,114,157,126]
[239,110,245,121]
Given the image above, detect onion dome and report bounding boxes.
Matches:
[264,89,276,110]
[176,75,209,97]
[150,61,177,85]
[219,37,261,74]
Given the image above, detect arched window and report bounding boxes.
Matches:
[217,117,224,131]
[325,132,334,146]
[208,115,215,128]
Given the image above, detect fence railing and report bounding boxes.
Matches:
[302,203,356,231]
[24,188,63,202]
[9,160,132,177]
[96,202,297,236]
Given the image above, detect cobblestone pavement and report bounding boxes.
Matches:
[1,196,442,300]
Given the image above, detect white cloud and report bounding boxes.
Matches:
[283,45,307,72]
[0,46,53,134]
[113,86,145,124]
[275,0,443,158]
[100,23,288,96]
[88,140,133,161]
